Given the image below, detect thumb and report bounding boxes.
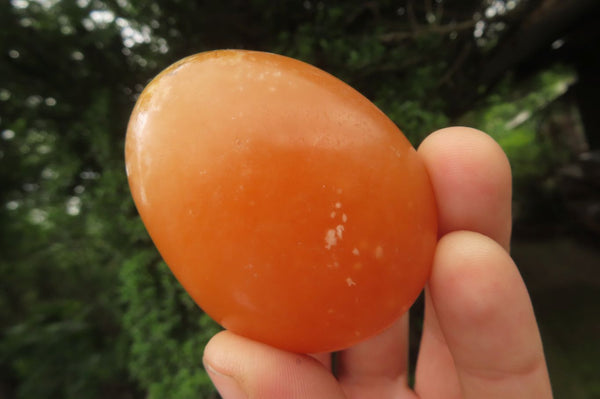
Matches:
[203,331,346,399]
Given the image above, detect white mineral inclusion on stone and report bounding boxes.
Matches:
[336,224,344,239]
[375,245,384,259]
[352,248,360,256]
[346,277,356,287]
[390,145,403,158]
[325,229,337,249]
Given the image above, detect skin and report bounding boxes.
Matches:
[201,127,554,399]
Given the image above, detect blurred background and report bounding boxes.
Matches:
[1,0,598,398]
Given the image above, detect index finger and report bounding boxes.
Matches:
[418,127,513,250]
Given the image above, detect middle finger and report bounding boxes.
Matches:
[336,313,418,399]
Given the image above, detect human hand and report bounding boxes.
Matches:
[202,127,553,399]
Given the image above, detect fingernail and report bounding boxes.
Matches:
[205,363,247,399]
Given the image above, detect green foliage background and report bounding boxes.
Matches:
[1,1,597,398]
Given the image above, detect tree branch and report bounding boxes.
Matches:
[479,0,599,84]
[406,1,419,32]
[379,18,477,42]
[437,42,473,88]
